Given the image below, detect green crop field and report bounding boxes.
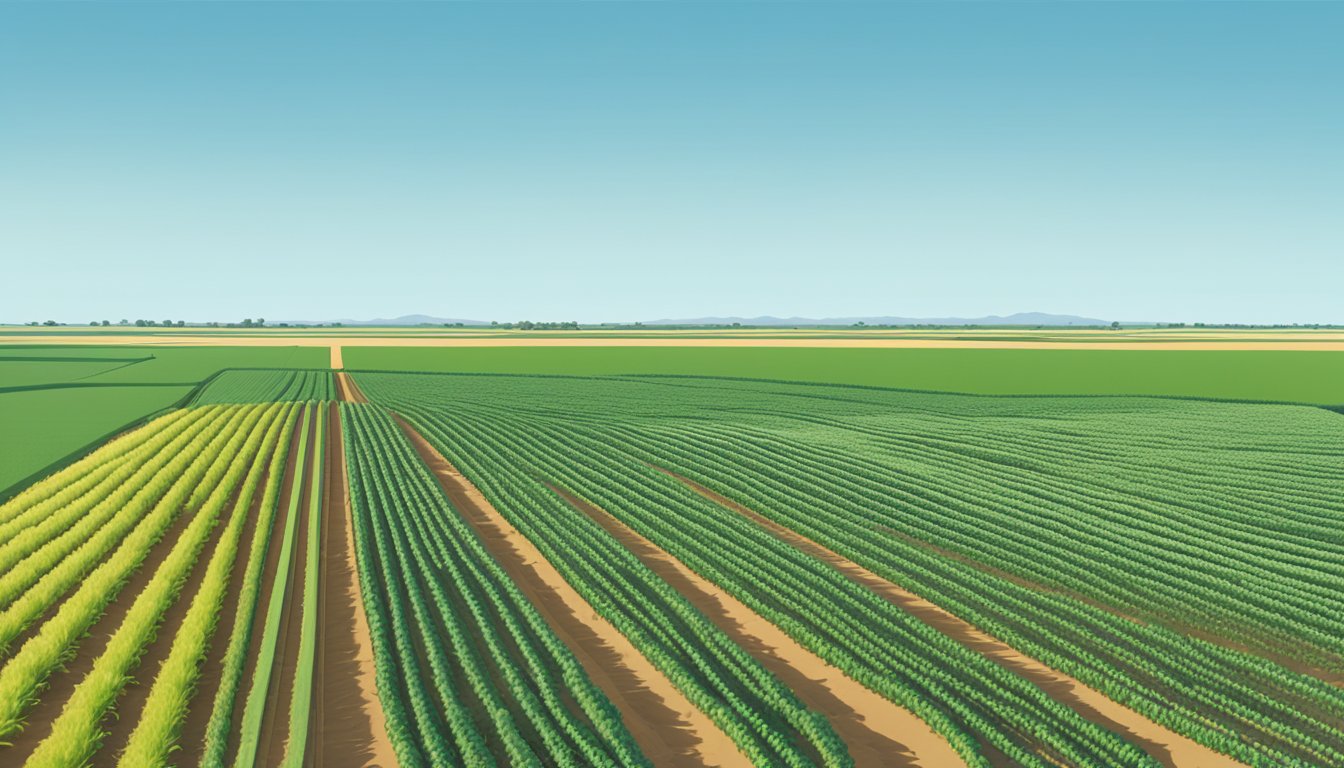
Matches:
[343,346,1344,405]
[2,346,1341,768]
[0,346,329,497]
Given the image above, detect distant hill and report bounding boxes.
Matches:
[277,314,490,326]
[641,312,1111,327]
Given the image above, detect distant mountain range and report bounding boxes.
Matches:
[640,312,1111,327]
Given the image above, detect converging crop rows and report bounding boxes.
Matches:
[0,364,1340,768]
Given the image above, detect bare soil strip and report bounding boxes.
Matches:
[0,492,202,762]
[657,468,1245,768]
[259,410,316,766]
[319,405,397,768]
[392,415,748,768]
[331,345,344,370]
[544,482,966,768]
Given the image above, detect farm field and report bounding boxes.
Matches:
[0,341,1341,767]
[0,346,328,498]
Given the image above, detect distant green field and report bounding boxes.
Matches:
[0,345,327,384]
[0,345,329,496]
[345,346,1344,405]
[0,384,193,492]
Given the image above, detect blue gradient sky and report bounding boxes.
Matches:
[2,2,1340,324]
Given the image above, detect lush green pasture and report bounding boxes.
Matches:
[0,346,328,496]
[0,359,133,388]
[344,346,1344,405]
[0,385,192,492]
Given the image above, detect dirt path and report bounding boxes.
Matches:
[657,468,1245,768]
[337,372,369,404]
[544,483,966,768]
[392,415,748,768]
[330,345,343,370]
[319,404,397,768]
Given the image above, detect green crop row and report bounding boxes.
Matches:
[343,403,655,767]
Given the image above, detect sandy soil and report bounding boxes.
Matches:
[338,372,370,404]
[658,469,1246,768]
[545,483,967,768]
[330,345,343,370]
[393,416,749,768]
[4,334,1342,351]
[319,405,397,768]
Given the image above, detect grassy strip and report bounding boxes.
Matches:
[282,402,325,767]
[24,404,283,767]
[114,403,297,768]
[0,405,260,740]
[231,403,313,768]
[0,409,191,528]
[198,404,300,767]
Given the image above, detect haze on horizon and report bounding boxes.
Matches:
[2,2,1340,326]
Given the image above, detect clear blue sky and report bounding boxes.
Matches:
[2,1,1340,325]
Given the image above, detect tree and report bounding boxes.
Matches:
[1110,321,1121,330]
[256,318,265,326]
[43,320,58,326]
[241,318,253,327]
[102,320,110,326]
[163,319,173,327]
[119,319,129,326]
[176,320,185,327]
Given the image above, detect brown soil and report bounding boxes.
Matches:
[318,405,397,768]
[392,415,749,768]
[258,409,317,766]
[0,481,205,762]
[659,468,1245,768]
[545,482,966,768]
